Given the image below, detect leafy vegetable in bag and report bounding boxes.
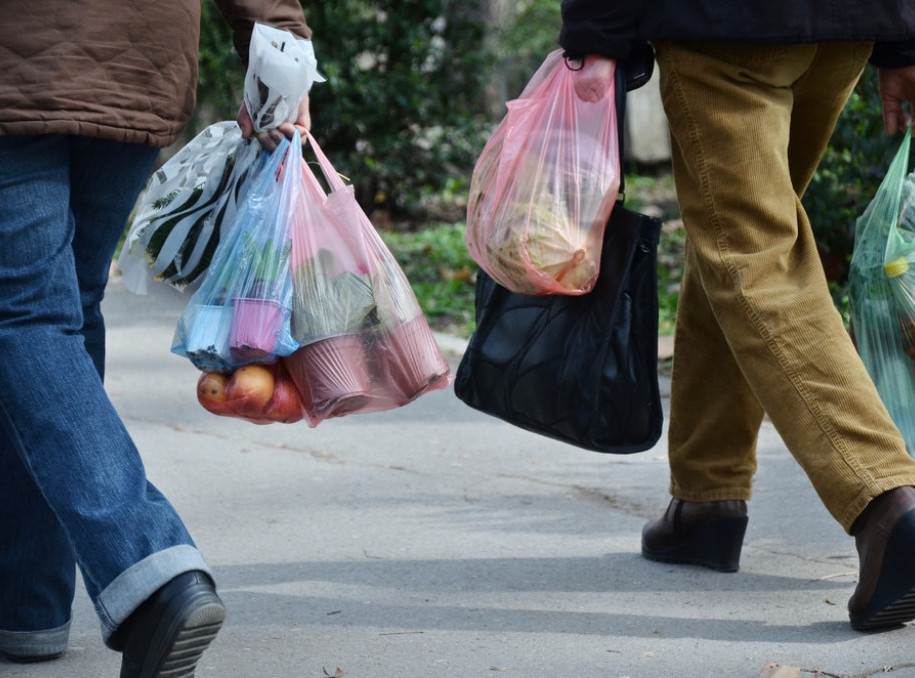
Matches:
[281,131,452,426]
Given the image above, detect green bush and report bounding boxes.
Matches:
[804,66,900,284]
[493,1,563,102]
[194,1,494,221]
[303,1,493,218]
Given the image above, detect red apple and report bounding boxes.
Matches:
[225,364,275,418]
[197,372,232,416]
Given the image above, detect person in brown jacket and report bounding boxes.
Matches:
[0,2,314,675]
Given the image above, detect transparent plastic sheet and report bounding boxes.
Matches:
[465,50,621,296]
[117,122,259,297]
[848,127,915,454]
[244,23,325,133]
[171,137,299,373]
[281,131,452,426]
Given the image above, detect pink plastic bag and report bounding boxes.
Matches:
[282,131,452,426]
[466,50,621,296]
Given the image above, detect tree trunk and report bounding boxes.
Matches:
[478,0,516,116]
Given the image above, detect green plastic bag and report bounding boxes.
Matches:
[848,127,915,454]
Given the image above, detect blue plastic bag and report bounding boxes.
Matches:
[172,136,300,372]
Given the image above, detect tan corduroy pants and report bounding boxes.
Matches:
[653,40,915,532]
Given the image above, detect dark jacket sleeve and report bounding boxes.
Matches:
[558,0,641,60]
[871,39,915,69]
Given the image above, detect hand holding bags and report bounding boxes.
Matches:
[244,23,325,132]
[119,25,326,300]
[454,59,664,454]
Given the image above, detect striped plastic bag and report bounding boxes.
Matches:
[118,121,259,296]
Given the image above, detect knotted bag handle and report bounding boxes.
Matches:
[563,43,655,201]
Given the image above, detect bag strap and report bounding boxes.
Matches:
[615,61,628,200]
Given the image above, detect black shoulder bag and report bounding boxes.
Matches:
[454,59,664,454]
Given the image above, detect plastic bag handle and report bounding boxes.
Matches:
[303,130,347,194]
[560,54,628,199]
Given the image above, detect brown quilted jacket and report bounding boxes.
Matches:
[0,0,311,147]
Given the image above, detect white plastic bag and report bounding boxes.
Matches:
[117,121,259,296]
[243,23,325,132]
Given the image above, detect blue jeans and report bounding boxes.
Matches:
[0,136,212,656]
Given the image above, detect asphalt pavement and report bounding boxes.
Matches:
[3,275,915,678]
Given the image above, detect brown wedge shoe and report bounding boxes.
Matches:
[848,486,915,631]
[642,498,748,573]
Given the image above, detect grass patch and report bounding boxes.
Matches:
[379,222,478,338]
[656,223,684,335]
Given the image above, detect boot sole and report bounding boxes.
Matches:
[850,510,915,631]
[642,515,748,573]
[130,592,226,678]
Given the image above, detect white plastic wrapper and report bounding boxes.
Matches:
[117,121,259,301]
[244,23,325,132]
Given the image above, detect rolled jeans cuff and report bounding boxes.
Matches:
[96,545,212,645]
[0,620,70,657]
